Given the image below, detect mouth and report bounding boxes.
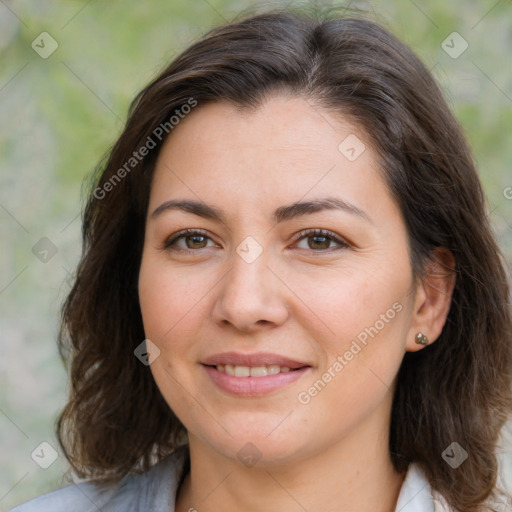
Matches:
[200,352,312,396]
[208,364,302,377]
[201,351,310,370]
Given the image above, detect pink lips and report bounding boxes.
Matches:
[202,351,309,369]
[201,352,311,397]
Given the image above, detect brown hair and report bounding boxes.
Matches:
[56,7,512,511]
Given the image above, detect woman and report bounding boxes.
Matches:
[11,7,512,512]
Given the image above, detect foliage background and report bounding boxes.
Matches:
[1,0,511,508]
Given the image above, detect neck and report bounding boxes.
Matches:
[175,416,406,512]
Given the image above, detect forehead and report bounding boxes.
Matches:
[149,95,394,222]
[157,95,366,163]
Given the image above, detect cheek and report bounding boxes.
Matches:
[138,255,203,417]
[289,260,410,349]
[138,254,208,342]
[289,259,411,414]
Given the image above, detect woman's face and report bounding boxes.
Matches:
[138,95,423,466]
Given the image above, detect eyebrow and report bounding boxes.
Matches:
[151,196,371,224]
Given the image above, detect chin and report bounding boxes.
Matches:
[193,416,314,468]
[216,437,305,468]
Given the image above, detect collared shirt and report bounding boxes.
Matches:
[10,444,452,511]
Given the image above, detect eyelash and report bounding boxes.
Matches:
[162,228,349,254]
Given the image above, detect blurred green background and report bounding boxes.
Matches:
[1,0,511,509]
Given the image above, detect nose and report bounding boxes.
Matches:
[211,246,289,333]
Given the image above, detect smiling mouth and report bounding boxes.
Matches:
[211,364,305,377]
[202,362,310,396]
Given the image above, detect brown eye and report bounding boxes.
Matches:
[163,229,215,252]
[306,235,331,250]
[293,229,349,252]
[183,234,208,249]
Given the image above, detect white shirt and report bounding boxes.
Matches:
[10,444,452,511]
[395,463,451,511]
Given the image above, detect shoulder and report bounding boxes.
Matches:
[395,463,456,512]
[431,489,454,512]
[8,481,117,512]
[395,462,465,512]
[9,445,190,512]
[395,463,436,512]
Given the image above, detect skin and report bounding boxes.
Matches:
[138,94,455,512]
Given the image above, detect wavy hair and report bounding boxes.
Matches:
[56,7,512,511]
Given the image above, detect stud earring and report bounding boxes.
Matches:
[415,332,429,346]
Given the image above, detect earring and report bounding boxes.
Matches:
[415,332,429,346]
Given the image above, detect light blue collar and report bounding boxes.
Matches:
[394,463,436,512]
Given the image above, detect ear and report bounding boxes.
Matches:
[405,247,456,352]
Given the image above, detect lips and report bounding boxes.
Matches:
[203,365,310,396]
[201,352,312,396]
[202,351,310,369]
